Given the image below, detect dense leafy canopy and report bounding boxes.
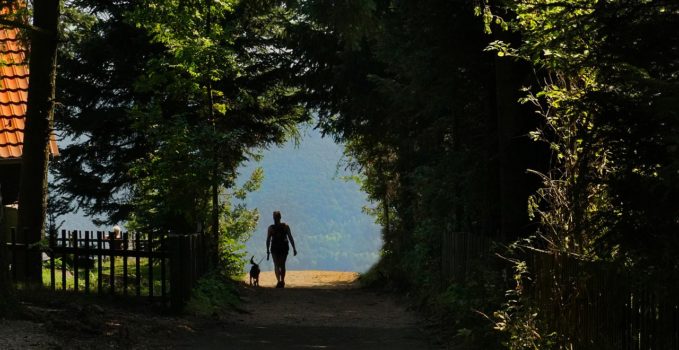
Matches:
[487,0,679,267]
[52,0,310,273]
[53,1,308,233]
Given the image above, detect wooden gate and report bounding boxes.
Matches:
[47,229,169,302]
[4,228,209,309]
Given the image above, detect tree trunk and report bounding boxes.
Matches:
[16,0,60,285]
[205,0,220,267]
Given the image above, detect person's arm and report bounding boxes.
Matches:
[286,225,297,256]
[266,226,272,260]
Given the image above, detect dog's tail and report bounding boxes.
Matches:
[250,255,256,265]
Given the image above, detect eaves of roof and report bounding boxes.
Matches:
[0,26,59,161]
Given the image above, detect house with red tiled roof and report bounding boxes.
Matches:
[0,26,59,204]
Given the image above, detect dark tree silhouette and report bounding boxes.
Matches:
[17,0,60,284]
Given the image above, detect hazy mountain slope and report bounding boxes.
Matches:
[240,128,382,272]
[54,129,382,272]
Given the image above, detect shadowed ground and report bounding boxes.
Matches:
[0,271,432,349]
[247,270,361,289]
[174,271,431,349]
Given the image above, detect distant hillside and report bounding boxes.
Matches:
[239,128,382,272]
[54,128,382,273]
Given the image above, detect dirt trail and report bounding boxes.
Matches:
[1,271,432,349]
[174,270,432,349]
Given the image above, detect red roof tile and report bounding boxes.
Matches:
[0,26,59,161]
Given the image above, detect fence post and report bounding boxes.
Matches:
[135,232,141,296]
[73,231,79,292]
[109,231,115,295]
[49,229,55,290]
[160,233,167,304]
[187,235,192,290]
[97,231,103,295]
[190,235,196,289]
[169,234,185,311]
[148,231,154,299]
[122,231,128,296]
[61,230,66,290]
[441,231,448,283]
[84,231,90,294]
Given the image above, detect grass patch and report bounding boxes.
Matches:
[38,257,167,296]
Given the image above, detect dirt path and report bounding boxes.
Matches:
[1,271,432,349]
[173,271,432,349]
[0,319,58,349]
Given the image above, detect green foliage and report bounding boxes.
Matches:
[434,262,505,349]
[483,0,608,259]
[45,0,679,348]
[185,270,240,316]
[482,0,679,264]
[219,169,262,276]
[53,1,309,272]
[282,1,508,348]
[123,0,307,236]
[54,1,170,223]
[481,0,679,347]
[491,258,557,350]
[299,0,498,287]
[291,0,679,348]
[293,2,511,347]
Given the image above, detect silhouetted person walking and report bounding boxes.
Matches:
[266,211,297,288]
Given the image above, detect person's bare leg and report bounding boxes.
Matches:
[273,254,286,286]
[273,258,281,283]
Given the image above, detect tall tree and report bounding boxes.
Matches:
[487,0,679,265]
[53,1,308,269]
[16,0,60,284]
[483,0,679,346]
[295,0,501,283]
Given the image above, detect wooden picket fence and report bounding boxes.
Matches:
[528,252,679,350]
[4,228,209,309]
[440,231,490,282]
[441,232,679,349]
[168,231,209,308]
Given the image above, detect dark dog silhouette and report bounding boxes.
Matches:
[249,256,261,287]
